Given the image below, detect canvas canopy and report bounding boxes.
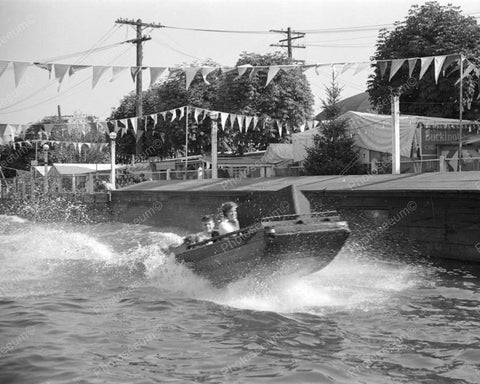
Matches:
[261,144,293,165]
[48,163,124,177]
[292,111,479,162]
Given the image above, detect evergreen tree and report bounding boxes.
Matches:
[303,75,360,175]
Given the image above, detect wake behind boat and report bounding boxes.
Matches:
[173,211,350,287]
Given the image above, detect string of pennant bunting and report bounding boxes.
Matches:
[0,53,477,92]
[0,105,320,146]
[6,139,108,156]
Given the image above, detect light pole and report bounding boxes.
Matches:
[42,144,49,194]
[109,132,117,189]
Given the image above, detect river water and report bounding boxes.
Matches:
[1,213,480,384]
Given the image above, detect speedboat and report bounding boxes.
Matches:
[173,211,350,287]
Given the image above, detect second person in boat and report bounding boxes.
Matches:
[218,201,240,235]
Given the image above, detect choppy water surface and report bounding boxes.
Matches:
[1,214,480,384]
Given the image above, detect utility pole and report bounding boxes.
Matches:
[270,27,306,62]
[115,18,163,156]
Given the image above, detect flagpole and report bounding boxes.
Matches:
[185,106,188,180]
[458,54,463,172]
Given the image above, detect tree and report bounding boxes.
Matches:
[303,76,360,175]
[24,112,109,164]
[111,52,315,157]
[110,60,220,161]
[215,52,314,154]
[368,2,480,119]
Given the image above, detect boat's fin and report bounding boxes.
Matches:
[290,184,311,215]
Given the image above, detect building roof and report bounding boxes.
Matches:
[316,92,374,120]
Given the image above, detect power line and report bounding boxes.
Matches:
[0,45,134,115]
[162,25,271,34]
[270,28,305,62]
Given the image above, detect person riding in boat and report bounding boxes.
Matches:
[218,202,240,235]
[184,215,218,247]
[197,215,217,242]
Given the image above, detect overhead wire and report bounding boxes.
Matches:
[150,30,205,62]
[0,25,130,114]
[0,25,124,112]
[0,44,135,116]
[39,40,130,63]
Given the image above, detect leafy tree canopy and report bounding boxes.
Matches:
[111,52,315,157]
[367,1,480,119]
[215,52,314,155]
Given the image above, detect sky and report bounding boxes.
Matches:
[0,0,479,124]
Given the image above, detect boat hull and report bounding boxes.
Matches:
[175,217,350,287]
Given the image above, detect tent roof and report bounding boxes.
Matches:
[49,163,124,175]
[260,144,293,164]
[340,111,479,156]
[316,92,374,120]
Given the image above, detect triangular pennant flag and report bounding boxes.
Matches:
[43,124,54,139]
[220,66,236,74]
[4,125,16,143]
[341,63,355,74]
[389,59,405,81]
[13,62,30,86]
[178,107,185,120]
[152,113,158,126]
[442,55,459,76]
[419,57,434,80]
[130,66,142,82]
[54,64,70,91]
[434,55,447,84]
[114,120,121,133]
[170,109,178,122]
[129,118,137,134]
[34,62,52,77]
[377,61,388,78]
[136,130,144,142]
[97,121,108,133]
[237,64,252,77]
[455,63,476,85]
[0,61,10,78]
[120,118,128,129]
[299,122,306,132]
[16,124,26,140]
[265,66,281,86]
[253,116,259,130]
[332,63,345,76]
[92,66,109,89]
[244,116,252,133]
[407,58,417,78]
[276,120,283,136]
[314,63,329,75]
[69,65,89,76]
[150,67,167,87]
[229,114,237,128]
[220,112,228,131]
[236,115,244,132]
[193,108,201,124]
[185,67,200,90]
[160,111,167,121]
[251,67,264,79]
[110,66,128,82]
[201,66,217,85]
